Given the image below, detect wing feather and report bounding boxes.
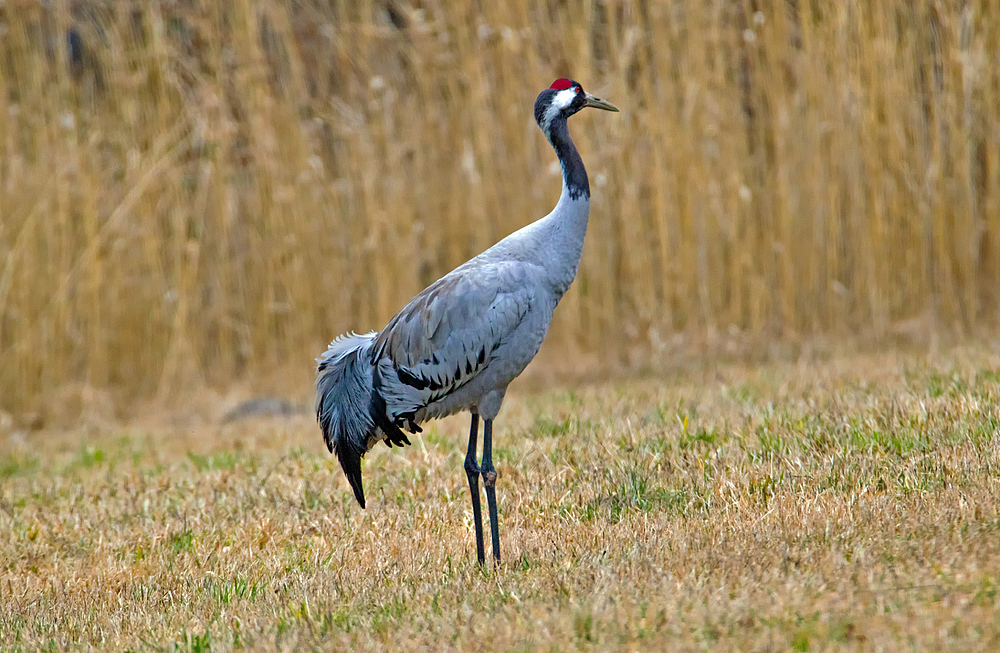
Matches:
[372,262,534,423]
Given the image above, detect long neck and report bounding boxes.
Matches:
[482,111,592,293]
[548,115,589,201]
[531,114,590,297]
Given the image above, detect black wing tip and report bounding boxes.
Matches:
[349,475,366,509]
[370,387,416,449]
[335,442,367,509]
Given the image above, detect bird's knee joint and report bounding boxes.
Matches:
[464,458,480,476]
[483,469,498,487]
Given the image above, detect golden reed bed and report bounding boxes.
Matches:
[2,1,999,418]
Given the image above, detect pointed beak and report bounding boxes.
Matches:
[583,92,619,112]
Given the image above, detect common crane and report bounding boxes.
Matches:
[316,79,618,565]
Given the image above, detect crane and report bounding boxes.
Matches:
[316,79,618,565]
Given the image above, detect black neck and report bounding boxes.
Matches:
[547,116,589,201]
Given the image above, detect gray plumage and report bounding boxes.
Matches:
[316,79,617,563]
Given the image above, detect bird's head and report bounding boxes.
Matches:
[534,78,618,134]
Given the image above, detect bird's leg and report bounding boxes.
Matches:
[481,418,501,565]
[464,413,485,566]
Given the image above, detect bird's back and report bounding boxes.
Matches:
[371,253,554,421]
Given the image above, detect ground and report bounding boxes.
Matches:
[3,346,1000,651]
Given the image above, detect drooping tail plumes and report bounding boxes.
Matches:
[316,332,378,508]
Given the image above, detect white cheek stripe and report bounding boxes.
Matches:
[553,87,578,109]
[542,87,578,132]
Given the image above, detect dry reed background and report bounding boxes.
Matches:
[2,0,1000,419]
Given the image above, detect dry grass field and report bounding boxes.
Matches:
[3,345,1000,651]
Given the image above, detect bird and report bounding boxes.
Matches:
[316,78,618,565]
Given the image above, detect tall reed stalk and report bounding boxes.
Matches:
[1,1,998,418]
